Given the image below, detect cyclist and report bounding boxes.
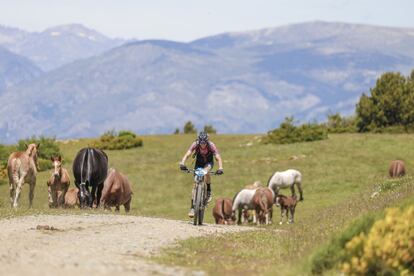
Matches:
[180,131,223,218]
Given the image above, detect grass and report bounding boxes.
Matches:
[1,133,414,274]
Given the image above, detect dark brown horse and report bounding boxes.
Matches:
[47,156,70,208]
[389,160,406,178]
[73,148,108,208]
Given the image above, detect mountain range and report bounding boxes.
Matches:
[1,21,414,142]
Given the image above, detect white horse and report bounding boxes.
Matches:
[232,188,258,224]
[267,169,303,201]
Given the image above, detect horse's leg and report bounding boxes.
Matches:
[297,182,304,201]
[256,208,261,226]
[115,205,120,212]
[9,181,15,208]
[252,210,257,223]
[96,183,104,208]
[290,185,296,197]
[13,174,26,208]
[124,198,131,213]
[28,179,35,208]
[237,208,242,225]
[279,208,284,225]
[91,185,97,208]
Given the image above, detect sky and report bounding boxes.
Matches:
[0,0,413,41]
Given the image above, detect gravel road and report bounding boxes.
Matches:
[0,214,251,276]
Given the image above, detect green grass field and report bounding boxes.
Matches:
[0,133,413,275]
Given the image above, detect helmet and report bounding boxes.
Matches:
[197,131,209,144]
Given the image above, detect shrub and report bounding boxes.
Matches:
[326,113,357,133]
[173,128,180,135]
[341,206,414,275]
[183,121,197,134]
[310,213,379,274]
[94,130,143,150]
[17,136,62,171]
[263,117,328,144]
[203,125,217,134]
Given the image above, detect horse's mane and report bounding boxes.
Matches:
[266,172,276,186]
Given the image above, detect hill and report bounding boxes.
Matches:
[1,21,414,142]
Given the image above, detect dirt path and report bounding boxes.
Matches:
[0,214,251,276]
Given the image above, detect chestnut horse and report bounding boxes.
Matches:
[47,156,70,208]
[389,160,406,178]
[212,198,235,224]
[7,143,40,208]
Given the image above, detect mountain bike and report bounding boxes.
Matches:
[184,168,218,225]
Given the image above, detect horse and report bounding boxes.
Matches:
[252,187,274,225]
[267,169,303,202]
[7,143,40,208]
[64,188,80,208]
[212,198,235,224]
[275,194,298,224]
[232,189,257,225]
[47,156,70,208]
[100,168,133,212]
[72,147,108,208]
[389,160,406,178]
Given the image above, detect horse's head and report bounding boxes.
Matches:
[78,183,91,209]
[26,143,40,170]
[50,156,62,180]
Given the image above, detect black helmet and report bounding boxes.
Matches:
[197,131,209,143]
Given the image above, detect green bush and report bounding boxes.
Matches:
[263,117,328,144]
[183,121,197,134]
[326,113,357,133]
[310,213,380,274]
[203,125,217,134]
[94,130,143,150]
[17,136,62,171]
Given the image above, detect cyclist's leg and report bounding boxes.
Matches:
[204,163,213,203]
[188,182,196,217]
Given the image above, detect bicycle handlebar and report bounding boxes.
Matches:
[183,169,219,175]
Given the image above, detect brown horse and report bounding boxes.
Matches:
[100,168,133,212]
[64,188,80,208]
[252,187,274,225]
[275,194,298,224]
[389,160,406,178]
[7,143,40,208]
[47,156,70,208]
[212,198,235,224]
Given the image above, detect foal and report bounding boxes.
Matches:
[47,156,70,208]
[275,194,298,224]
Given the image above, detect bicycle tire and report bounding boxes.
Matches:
[194,183,204,225]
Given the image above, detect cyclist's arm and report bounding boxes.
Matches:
[180,150,193,165]
[214,153,223,170]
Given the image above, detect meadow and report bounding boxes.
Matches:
[0,133,413,274]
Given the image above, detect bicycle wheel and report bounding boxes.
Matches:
[193,183,203,225]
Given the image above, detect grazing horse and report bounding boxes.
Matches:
[267,169,303,202]
[232,189,257,225]
[72,148,108,208]
[275,194,298,224]
[100,168,133,212]
[47,156,70,208]
[7,143,40,208]
[212,198,235,224]
[252,187,274,225]
[64,188,80,208]
[389,160,406,178]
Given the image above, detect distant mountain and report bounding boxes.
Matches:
[0,46,42,94]
[1,21,414,142]
[0,24,125,70]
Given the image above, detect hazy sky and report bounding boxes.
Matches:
[0,0,413,41]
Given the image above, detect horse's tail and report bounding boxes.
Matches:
[221,198,226,218]
[260,191,267,212]
[8,158,21,185]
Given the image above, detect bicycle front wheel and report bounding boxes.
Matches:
[193,183,204,225]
